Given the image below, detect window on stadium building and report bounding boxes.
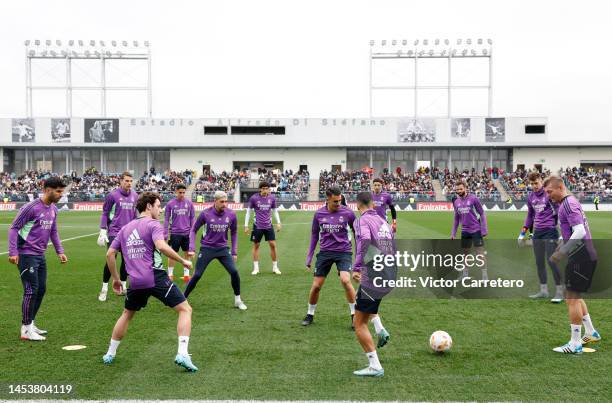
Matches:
[105,150,128,173]
[131,150,148,176]
[347,149,370,171]
[150,150,170,172]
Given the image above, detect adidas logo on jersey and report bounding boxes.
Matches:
[126,228,144,246]
[377,223,392,239]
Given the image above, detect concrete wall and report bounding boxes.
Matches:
[170,148,347,173]
[512,147,612,171]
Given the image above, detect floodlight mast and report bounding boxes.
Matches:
[24,39,152,118]
[368,38,493,118]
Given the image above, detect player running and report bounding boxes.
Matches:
[518,172,563,302]
[302,186,357,327]
[102,192,197,371]
[97,172,138,302]
[185,191,247,310]
[451,180,488,280]
[8,177,68,341]
[164,184,196,282]
[545,176,601,354]
[371,178,397,233]
[352,192,395,377]
[245,181,282,275]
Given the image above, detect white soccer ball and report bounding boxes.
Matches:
[429,330,453,353]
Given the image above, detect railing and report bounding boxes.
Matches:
[318,191,436,202]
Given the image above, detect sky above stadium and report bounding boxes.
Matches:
[0,0,610,141]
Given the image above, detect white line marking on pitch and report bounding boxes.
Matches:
[0,232,98,255]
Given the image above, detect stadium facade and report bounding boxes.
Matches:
[2,116,612,175]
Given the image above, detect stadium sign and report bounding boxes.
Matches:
[300,201,358,211]
[416,202,453,211]
[73,202,104,211]
[0,202,17,211]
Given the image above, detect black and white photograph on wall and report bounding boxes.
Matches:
[11,118,35,143]
[397,119,436,143]
[84,119,119,143]
[485,117,505,142]
[451,118,471,139]
[51,119,71,142]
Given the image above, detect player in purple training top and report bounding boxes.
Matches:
[371,178,397,233]
[186,190,247,310]
[302,187,357,328]
[546,176,601,354]
[8,177,68,341]
[352,192,395,377]
[97,171,138,302]
[245,181,282,275]
[164,184,196,282]
[102,192,197,371]
[451,180,489,280]
[518,171,563,302]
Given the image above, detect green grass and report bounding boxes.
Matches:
[1,210,612,401]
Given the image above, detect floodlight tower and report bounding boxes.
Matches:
[368,38,493,118]
[24,39,152,117]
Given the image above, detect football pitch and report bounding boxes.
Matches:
[1,210,612,401]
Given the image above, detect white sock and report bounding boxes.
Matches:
[253,261,259,271]
[462,269,469,277]
[366,350,382,370]
[121,281,127,291]
[370,316,385,335]
[555,285,563,295]
[27,323,34,333]
[570,324,582,346]
[540,284,548,293]
[107,339,120,356]
[168,266,174,276]
[349,302,356,315]
[102,282,108,292]
[178,336,189,356]
[183,267,189,276]
[582,314,596,335]
[234,295,242,304]
[481,268,488,280]
[272,261,278,269]
[307,304,317,315]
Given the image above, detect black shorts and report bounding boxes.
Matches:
[314,251,352,277]
[125,270,186,311]
[250,224,275,243]
[565,247,597,293]
[461,231,484,248]
[355,286,382,314]
[169,234,190,253]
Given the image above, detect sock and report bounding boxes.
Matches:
[349,302,356,315]
[234,295,242,304]
[121,281,127,291]
[168,266,174,276]
[462,269,469,277]
[178,336,189,356]
[27,323,34,333]
[481,268,488,280]
[570,324,582,346]
[307,304,317,315]
[183,267,189,277]
[582,314,596,335]
[107,339,120,356]
[366,350,382,370]
[540,284,548,293]
[253,261,259,271]
[370,316,385,335]
[102,282,108,292]
[555,285,563,296]
[272,261,278,269]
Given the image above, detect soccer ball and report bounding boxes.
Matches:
[429,330,453,352]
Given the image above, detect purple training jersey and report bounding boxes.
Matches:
[164,197,196,238]
[451,193,488,237]
[189,207,238,255]
[8,198,64,256]
[524,188,558,231]
[248,193,277,229]
[354,209,395,289]
[306,205,356,265]
[111,217,165,290]
[100,188,138,237]
[558,195,597,260]
[372,191,393,220]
